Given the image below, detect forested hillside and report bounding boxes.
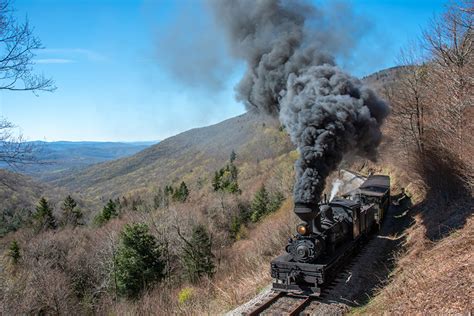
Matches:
[48,113,294,205]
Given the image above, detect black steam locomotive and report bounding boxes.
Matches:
[271,175,390,295]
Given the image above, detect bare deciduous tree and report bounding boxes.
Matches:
[389,44,430,155]
[0,1,55,92]
[424,2,473,147]
[387,1,473,193]
[0,117,37,168]
[0,1,55,180]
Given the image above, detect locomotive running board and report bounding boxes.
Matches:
[271,235,368,295]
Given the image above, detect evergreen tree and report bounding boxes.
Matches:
[34,197,56,230]
[212,171,221,191]
[172,181,189,202]
[164,185,174,197]
[180,224,215,283]
[94,199,118,226]
[250,185,270,222]
[229,215,242,241]
[8,240,20,265]
[230,150,237,163]
[61,195,82,226]
[268,191,285,213]
[212,162,240,194]
[114,223,165,298]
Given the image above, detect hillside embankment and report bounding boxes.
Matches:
[225,163,473,315]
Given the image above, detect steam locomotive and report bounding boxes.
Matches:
[271,174,390,296]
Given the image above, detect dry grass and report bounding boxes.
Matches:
[355,214,473,315]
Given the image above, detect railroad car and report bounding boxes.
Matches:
[271,174,390,295]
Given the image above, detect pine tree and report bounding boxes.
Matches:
[173,182,189,202]
[94,199,119,226]
[34,197,56,230]
[229,215,242,241]
[180,224,215,283]
[250,185,270,222]
[8,240,20,265]
[268,191,285,213]
[212,171,221,191]
[61,195,82,226]
[104,199,118,219]
[179,181,189,201]
[230,150,237,163]
[114,223,165,298]
[212,162,240,194]
[164,185,174,197]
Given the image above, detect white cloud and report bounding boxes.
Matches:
[35,58,75,64]
[36,48,108,62]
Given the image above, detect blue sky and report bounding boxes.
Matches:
[0,0,447,142]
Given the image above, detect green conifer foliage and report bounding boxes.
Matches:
[172,181,189,202]
[230,150,237,163]
[250,185,270,222]
[114,223,164,298]
[180,224,215,283]
[250,186,285,222]
[212,160,240,194]
[8,240,20,265]
[34,197,56,230]
[61,195,82,226]
[229,215,242,240]
[94,199,118,226]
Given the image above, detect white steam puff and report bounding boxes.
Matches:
[329,179,344,201]
[209,0,389,204]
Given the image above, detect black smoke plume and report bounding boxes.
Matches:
[209,0,389,204]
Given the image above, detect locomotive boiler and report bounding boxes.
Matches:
[271,175,390,295]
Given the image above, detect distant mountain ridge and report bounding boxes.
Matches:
[10,140,158,181]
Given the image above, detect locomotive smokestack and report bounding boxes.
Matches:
[294,202,322,234]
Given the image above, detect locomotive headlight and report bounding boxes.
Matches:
[296,224,309,235]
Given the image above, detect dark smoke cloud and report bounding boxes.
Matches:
[155,2,235,89]
[209,0,389,204]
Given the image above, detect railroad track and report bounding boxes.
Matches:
[242,250,365,316]
[245,292,313,316]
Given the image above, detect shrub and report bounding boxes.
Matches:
[177,287,194,305]
[0,208,33,237]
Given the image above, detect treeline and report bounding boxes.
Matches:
[385,2,472,199]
